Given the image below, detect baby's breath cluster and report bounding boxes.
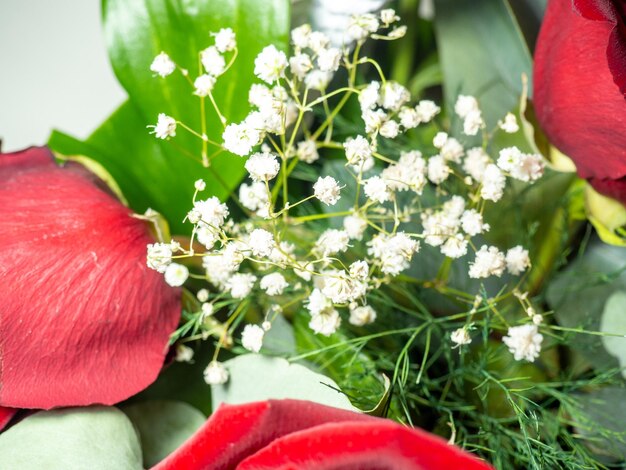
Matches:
[145,11,547,385]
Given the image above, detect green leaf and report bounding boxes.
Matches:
[600,291,626,378]
[122,400,206,467]
[211,354,356,411]
[0,407,142,470]
[51,0,290,234]
[546,238,626,371]
[433,0,532,129]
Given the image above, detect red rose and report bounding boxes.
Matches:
[0,147,181,409]
[534,0,626,204]
[154,399,493,469]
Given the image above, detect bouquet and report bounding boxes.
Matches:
[1,0,626,468]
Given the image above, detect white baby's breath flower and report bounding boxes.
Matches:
[193,196,229,228]
[296,139,319,163]
[304,70,332,91]
[415,100,440,122]
[343,214,367,240]
[291,24,312,50]
[441,234,468,259]
[481,164,506,202]
[245,152,280,182]
[248,228,275,257]
[506,246,530,275]
[399,107,419,129]
[463,109,484,136]
[194,179,206,191]
[308,31,331,53]
[440,137,464,163]
[254,45,287,84]
[316,229,350,257]
[260,272,288,296]
[150,113,176,139]
[226,273,257,299]
[241,324,265,353]
[463,147,490,182]
[503,324,543,362]
[222,122,261,156]
[306,288,332,316]
[201,302,214,319]
[309,309,341,336]
[204,361,229,385]
[213,27,236,53]
[349,260,369,281]
[289,53,313,79]
[454,95,479,118]
[164,263,189,287]
[364,176,391,203]
[379,120,400,139]
[359,81,380,111]
[147,243,173,273]
[239,181,269,213]
[451,327,472,346]
[317,47,342,72]
[362,108,388,134]
[150,52,176,77]
[201,46,226,76]
[461,210,489,236]
[349,305,377,326]
[344,135,372,166]
[314,176,341,206]
[347,13,380,41]
[433,132,448,149]
[427,155,450,184]
[379,81,410,112]
[380,8,400,25]
[193,74,216,96]
[388,26,407,39]
[469,245,506,279]
[175,344,194,362]
[197,288,209,303]
[499,112,519,133]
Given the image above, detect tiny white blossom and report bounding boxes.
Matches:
[463,109,484,136]
[296,139,319,163]
[364,176,391,203]
[213,27,236,53]
[201,46,226,76]
[469,245,506,278]
[239,181,269,213]
[193,196,229,228]
[308,31,331,53]
[245,152,280,182]
[380,8,400,25]
[454,95,479,118]
[317,47,342,73]
[359,81,380,111]
[441,234,468,259]
[260,272,288,296]
[314,176,341,206]
[415,100,440,122]
[347,13,380,41]
[164,263,189,287]
[248,83,273,109]
[362,108,388,134]
[316,229,350,257]
[147,243,173,273]
[204,361,229,385]
[226,273,257,299]
[344,135,372,166]
[388,26,407,39]
[194,74,216,96]
[291,24,311,49]
[349,260,369,281]
[440,137,464,163]
[451,327,472,346]
[222,122,261,156]
[506,246,530,275]
[503,324,543,362]
[349,305,377,326]
[309,309,341,336]
[306,288,332,316]
[433,132,448,149]
[481,164,506,202]
[197,288,209,303]
[499,112,519,133]
[427,155,450,184]
[463,147,490,182]
[379,81,410,111]
[461,210,489,236]
[241,324,265,353]
[399,107,419,129]
[201,302,214,319]
[254,45,287,84]
[379,120,400,139]
[343,214,367,240]
[150,113,176,139]
[248,228,275,257]
[150,52,176,77]
[175,344,194,362]
[194,179,206,191]
[289,53,313,79]
[304,70,332,91]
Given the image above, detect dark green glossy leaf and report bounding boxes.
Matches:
[433,0,532,129]
[0,407,142,470]
[51,0,289,234]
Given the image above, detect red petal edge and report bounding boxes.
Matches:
[153,399,492,470]
[0,147,181,409]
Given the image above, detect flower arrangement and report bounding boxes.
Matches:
[2,1,626,469]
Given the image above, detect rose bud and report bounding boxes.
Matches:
[533,0,626,204]
[0,147,180,409]
[153,399,493,469]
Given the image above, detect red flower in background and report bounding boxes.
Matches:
[0,147,180,409]
[533,0,626,204]
[154,399,493,470]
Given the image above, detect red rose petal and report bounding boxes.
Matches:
[0,407,17,432]
[534,0,626,182]
[238,421,492,470]
[572,0,616,22]
[0,147,181,409]
[153,399,492,470]
[589,176,626,204]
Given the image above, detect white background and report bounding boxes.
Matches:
[0,1,126,152]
